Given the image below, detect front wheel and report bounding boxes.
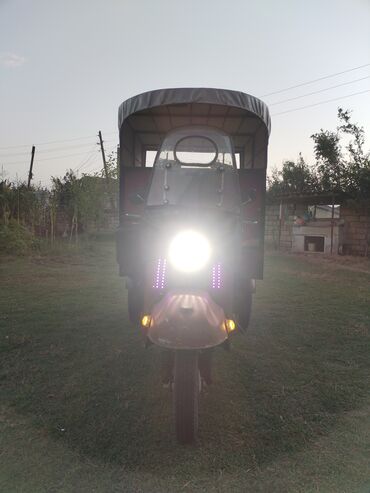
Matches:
[234,278,253,331]
[173,350,199,444]
[127,279,143,325]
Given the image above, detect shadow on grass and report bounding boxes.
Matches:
[5,320,368,475]
[1,252,369,480]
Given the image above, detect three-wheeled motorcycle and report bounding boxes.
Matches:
[117,88,270,443]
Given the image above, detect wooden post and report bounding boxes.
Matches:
[98,131,115,211]
[98,131,109,182]
[330,195,335,255]
[27,146,35,188]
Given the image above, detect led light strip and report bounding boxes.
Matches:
[212,263,222,289]
[153,258,167,289]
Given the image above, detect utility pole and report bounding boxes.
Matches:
[27,146,35,188]
[98,131,115,211]
[98,131,109,182]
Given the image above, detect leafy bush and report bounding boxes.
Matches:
[0,221,40,255]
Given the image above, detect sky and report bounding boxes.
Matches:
[1,0,370,186]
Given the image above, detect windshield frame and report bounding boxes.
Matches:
[154,125,237,170]
[174,135,219,167]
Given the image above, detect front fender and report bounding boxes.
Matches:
[147,290,228,349]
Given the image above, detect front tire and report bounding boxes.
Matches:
[127,279,143,324]
[234,278,253,331]
[173,350,199,444]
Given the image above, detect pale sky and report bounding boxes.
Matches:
[1,0,370,186]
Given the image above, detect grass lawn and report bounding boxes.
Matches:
[0,242,369,493]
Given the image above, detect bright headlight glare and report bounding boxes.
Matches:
[168,230,211,273]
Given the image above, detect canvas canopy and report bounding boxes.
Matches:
[118,88,270,170]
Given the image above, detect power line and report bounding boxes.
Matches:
[0,134,98,150]
[74,147,97,171]
[0,133,117,151]
[272,89,370,116]
[269,75,370,106]
[33,135,97,146]
[261,62,370,98]
[74,147,99,173]
[78,156,100,174]
[1,63,369,154]
[2,150,100,166]
[104,146,118,155]
[0,141,99,157]
[80,156,102,173]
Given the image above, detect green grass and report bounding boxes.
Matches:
[0,244,369,493]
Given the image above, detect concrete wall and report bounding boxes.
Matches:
[265,203,305,251]
[265,203,369,256]
[340,205,370,256]
[291,222,342,254]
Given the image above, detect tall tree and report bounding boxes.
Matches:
[336,108,370,199]
[268,154,317,196]
[311,128,343,192]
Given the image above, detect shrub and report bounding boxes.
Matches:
[0,221,40,256]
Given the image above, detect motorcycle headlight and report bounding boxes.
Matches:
[168,230,211,273]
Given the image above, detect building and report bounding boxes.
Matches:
[265,194,370,256]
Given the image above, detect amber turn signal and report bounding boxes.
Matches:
[141,315,152,328]
[224,319,236,332]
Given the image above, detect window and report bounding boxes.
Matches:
[145,150,157,167]
[308,205,340,219]
[174,136,218,166]
[155,126,236,169]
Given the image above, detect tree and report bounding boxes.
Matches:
[311,128,344,192]
[268,154,317,197]
[0,180,12,225]
[51,170,81,242]
[94,150,118,211]
[336,108,370,200]
[335,108,370,255]
[311,107,370,198]
[51,168,116,240]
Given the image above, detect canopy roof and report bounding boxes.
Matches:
[118,88,270,169]
[118,88,271,134]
